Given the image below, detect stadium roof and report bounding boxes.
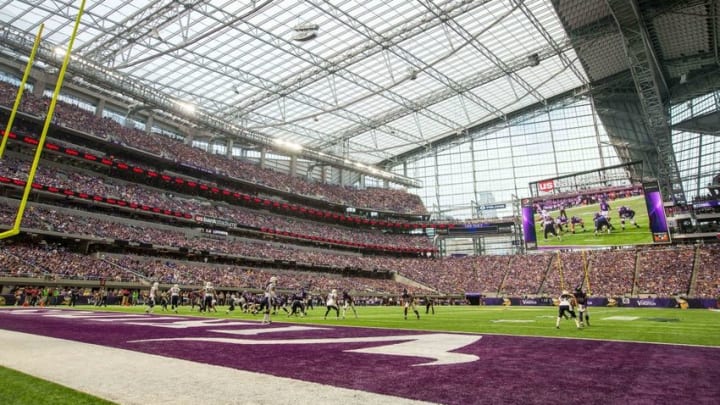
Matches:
[0,0,588,169]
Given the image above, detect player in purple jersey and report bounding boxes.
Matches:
[569,216,585,233]
[341,290,358,319]
[226,293,239,314]
[599,199,611,218]
[618,206,640,230]
[288,291,306,317]
[556,213,569,233]
[425,295,435,314]
[573,286,590,326]
[593,212,611,236]
[401,288,420,320]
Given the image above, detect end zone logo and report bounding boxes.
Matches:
[9,310,481,367]
[538,180,554,193]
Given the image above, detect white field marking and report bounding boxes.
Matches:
[9,309,183,322]
[210,325,330,335]
[125,319,256,328]
[7,308,187,322]
[12,309,96,317]
[130,333,482,367]
[0,330,434,405]
[92,316,185,322]
[490,320,536,323]
[602,316,640,321]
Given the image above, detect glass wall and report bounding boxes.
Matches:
[394,97,620,223]
[670,92,720,201]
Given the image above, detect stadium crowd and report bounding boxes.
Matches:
[0,156,433,250]
[2,232,719,298]
[1,81,719,302]
[0,81,426,214]
[635,246,695,296]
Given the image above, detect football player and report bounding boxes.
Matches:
[341,290,358,319]
[425,295,435,315]
[556,290,581,329]
[569,216,585,233]
[402,289,420,320]
[261,276,277,325]
[574,286,590,326]
[539,213,561,241]
[324,289,339,320]
[201,282,215,313]
[144,281,159,314]
[593,212,612,236]
[169,284,181,313]
[618,206,641,230]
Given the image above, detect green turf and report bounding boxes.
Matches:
[68,304,720,347]
[0,365,116,405]
[536,195,654,247]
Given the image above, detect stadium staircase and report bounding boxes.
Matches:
[100,255,153,285]
[631,249,641,296]
[496,256,513,296]
[393,273,435,293]
[687,245,701,297]
[537,256,556,296]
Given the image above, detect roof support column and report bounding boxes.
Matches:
[226,138,233,159]
[289,155,297,177]
[606,0,686,202]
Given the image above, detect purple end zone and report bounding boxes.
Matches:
[1,309,719,404]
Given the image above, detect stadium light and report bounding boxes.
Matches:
[273,139,303,153]
[174,100,196,115]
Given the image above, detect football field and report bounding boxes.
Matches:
[536,195,654,247]
[1,304,718,404]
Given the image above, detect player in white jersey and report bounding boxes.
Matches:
[169,284,181,313]
[556,290,581,329]
[145,282,159,314]
[261,276,277,325]
[202,282,215,312]
[324,289,339,320]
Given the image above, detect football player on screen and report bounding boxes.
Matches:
[618,206,641,230]
[593,212,612,236]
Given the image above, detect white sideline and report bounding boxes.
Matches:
[0,329,435,405]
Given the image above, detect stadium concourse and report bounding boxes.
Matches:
[2,0,720,403]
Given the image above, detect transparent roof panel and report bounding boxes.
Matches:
[0,0,589,166]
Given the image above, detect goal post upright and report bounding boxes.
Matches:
[0,24,44,159]
[0,0,87,241]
